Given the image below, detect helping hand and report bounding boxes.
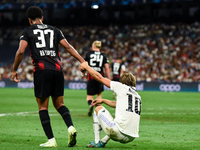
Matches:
[80,61,88,69]
[92,99,103,106]
[80,61,89,76]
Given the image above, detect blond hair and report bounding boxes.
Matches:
[92,41,102,49]
[120,73,136,87]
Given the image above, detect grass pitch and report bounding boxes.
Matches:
[0,88,199,150]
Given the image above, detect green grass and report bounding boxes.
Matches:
[0,88,200,150]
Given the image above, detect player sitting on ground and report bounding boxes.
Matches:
[80,61,141,148]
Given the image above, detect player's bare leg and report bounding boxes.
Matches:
[52,96,77,147]
[96,92,102,99]
[36,97,57,147]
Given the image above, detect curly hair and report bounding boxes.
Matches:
[26,6,43,20]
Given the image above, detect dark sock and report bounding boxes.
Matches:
[39,110,54,139]
[58,106,73,127]
[88,100,93,106]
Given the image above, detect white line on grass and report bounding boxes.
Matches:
[0,109,199,117]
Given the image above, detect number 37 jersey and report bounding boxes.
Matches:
[20,24,65,72]
[110,81,141,138]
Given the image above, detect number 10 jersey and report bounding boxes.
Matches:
[110,81,141,138]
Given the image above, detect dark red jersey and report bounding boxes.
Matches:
[85,51,109,81]
[20,24,65,72]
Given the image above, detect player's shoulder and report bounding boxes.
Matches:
[111,81,122,88]
[20,26,32,38]
[101,52,108,58]
[100,51,106,55]
[86,50,94,55]
[21,26,32,33]
[46,24,60,31]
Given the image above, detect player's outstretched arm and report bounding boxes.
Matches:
[60,39,85,63]
[12,40,28,82]
[81,62,111,88]
[92,99,116,108]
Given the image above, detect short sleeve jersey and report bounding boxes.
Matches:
[85,51,109,81]
[110,81,141,138]
[20,24,65,72]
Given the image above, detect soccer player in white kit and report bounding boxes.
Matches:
[80,61,141,148]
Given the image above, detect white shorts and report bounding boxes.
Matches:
[97,107,135,143]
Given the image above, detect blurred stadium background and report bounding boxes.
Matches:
[0,0,200,92]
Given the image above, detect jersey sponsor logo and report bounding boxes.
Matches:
[159,84,181,92]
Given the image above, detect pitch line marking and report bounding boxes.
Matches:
[0,109,199,117]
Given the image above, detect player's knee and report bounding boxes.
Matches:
[95,105,104,114]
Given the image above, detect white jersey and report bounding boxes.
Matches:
[110,81,141,138]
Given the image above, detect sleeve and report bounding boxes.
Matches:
[55,28,65,42]
[20,29,29,42]
[110,81,122,93]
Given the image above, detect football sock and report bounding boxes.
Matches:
[48,137,55,142]
[93,111,102,143]
[39,110,54,139]
[88,100,92,106]
[101,135,110,143]
[58,105,73,127]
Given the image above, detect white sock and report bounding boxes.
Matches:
[101,135,110,143]
[48,137,55,142]
[68,125,74,132]
[93,111,101,143]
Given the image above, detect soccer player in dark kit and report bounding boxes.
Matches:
[11,6,85,147]
[111,56,126,98]
[111,57,126,82]
[85,41,110,116]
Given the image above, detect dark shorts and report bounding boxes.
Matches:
[113,75,120,81]
[34,70,64,98]
[87,79,104,95]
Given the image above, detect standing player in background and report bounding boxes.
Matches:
[85,41,110,116]
[11,6,85,148]
[80,61,141,148]
[111,56,126,98]
[111,56,126,81]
